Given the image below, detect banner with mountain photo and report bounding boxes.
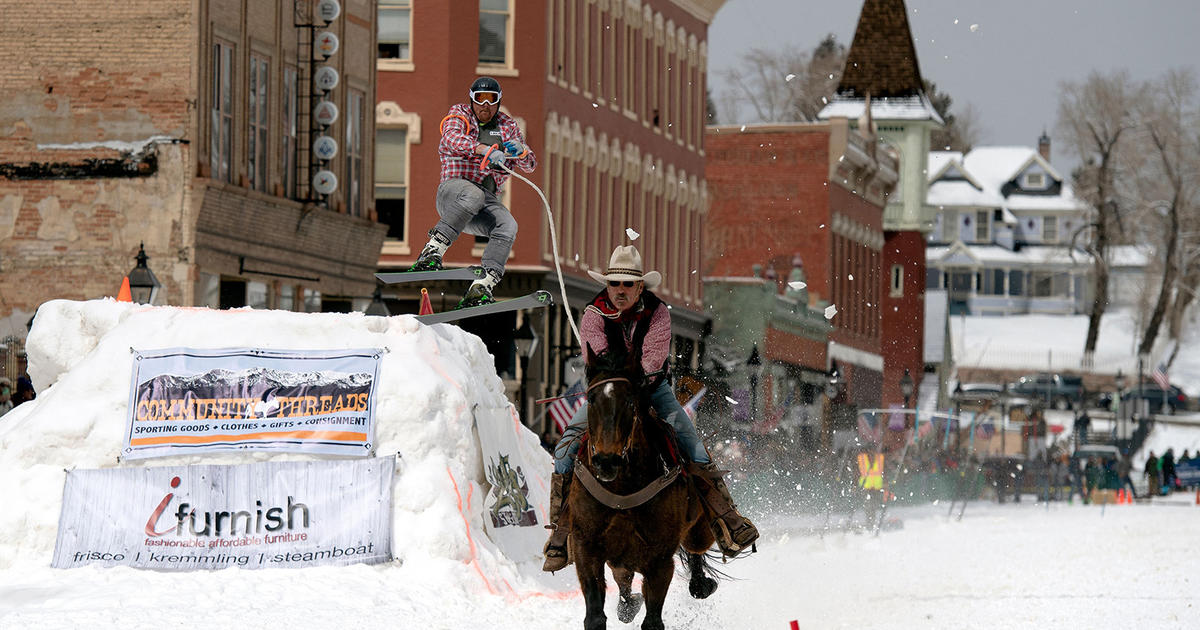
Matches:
[122,347,383,460]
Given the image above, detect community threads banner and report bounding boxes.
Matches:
[52,457,394,570]
[122,347,383,459]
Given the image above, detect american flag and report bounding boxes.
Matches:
[1152,360,1170,390]
[548,379,586,432]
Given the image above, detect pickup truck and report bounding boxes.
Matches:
[1007,373,1084,410]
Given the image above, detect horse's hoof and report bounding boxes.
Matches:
[617,593,643,623]
[689,576,718,599]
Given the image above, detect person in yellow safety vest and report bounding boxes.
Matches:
[857,452,884,490]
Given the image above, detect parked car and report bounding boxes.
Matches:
[1098,384,1189,415]
[1007,373,1084,410]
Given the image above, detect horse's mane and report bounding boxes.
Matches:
[585,344,644,384]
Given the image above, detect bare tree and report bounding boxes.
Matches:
[926,81,983,152]
[1056,70,1142,355]
[1132,69,1200,361]
[716,34,845,123]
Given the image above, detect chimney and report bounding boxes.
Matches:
[1038,131,1051,162]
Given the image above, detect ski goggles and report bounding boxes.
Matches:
[470,90,501,105]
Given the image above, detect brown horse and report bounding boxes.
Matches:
[568,348,719,630]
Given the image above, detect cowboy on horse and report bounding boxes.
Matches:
[543,244,759,572]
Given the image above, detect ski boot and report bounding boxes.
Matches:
[407,230,452,272]
[456,267,502,309]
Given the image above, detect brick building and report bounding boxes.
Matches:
[0,0,386,343]
[705,119,898,449]
[818,0,941,416]
[373,0,724,427]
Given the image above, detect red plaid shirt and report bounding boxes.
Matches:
[438,103,536,191]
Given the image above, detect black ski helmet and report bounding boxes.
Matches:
[469,76,502,102]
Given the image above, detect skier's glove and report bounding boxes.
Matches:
[640,371,664,392]
[503,140,528,158]
[481,144,506,171]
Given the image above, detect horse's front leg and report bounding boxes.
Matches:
[610,564,643,624]
[639,553,676,630]
[576,553,608,630]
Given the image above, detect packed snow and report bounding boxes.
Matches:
[1,300,1198,629]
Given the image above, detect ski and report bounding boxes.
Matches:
[417,290,554,325]
[375,267,484,284]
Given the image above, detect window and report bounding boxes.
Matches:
[479,0,510,66]
[278,284,295,311]
[345,91,365,217]
[378,0,412,62]
[303,288,321,313]
[1043,216,1058,243]
[1008,270,1024,296]
[210,41,234,183]
[975,210,989,242]
[282,67,298,198]
[247,55,269,192]
[1024,172,1045,188]
[890,264,904,297]
[247,281,269,309]
[376,126,409,241]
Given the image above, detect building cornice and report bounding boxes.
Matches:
[670,0,725,24]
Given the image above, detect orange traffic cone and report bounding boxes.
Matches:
[116,276,133,302]
[418,288,434,315]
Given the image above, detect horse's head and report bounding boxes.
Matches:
[584,344,646,483]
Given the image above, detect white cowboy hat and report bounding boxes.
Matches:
[587,245,662,288]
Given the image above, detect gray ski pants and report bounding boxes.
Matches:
[432,179,517,276]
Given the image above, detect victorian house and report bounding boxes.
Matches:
[924,137,1094,316]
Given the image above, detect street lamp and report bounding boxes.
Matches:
[747,345,762,426]
[513,316,539,426]
[900,369,915,410]
[127,242,161,305]
[365,285,390,316]
[1114,368,1126,441]
[822,365,842,451]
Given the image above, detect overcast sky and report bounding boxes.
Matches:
[708,0,1200,170]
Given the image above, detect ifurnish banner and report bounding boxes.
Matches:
[123,347,383,459]
[52,457,394,570]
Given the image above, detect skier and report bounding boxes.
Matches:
[541,245,759,572]
[408,76,537,308]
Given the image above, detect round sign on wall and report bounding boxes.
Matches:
[313,135,338,161]
[314,66,339,91]
[315,31,339,58]
[312,170,338,195]
[317,0,341,23]
[314,100,339,126]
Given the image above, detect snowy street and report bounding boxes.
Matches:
[2,500,1197,629]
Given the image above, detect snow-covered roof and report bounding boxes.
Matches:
[818,94,944,124]
[927,146,1085,213]
[927,243,1094,267]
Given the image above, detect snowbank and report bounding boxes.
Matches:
[0,299,553,584]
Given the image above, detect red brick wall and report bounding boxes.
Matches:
[880,230,927,406]
[704,126,832,293]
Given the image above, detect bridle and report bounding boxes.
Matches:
[586,376,642,462]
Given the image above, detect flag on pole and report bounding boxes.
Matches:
[548,379,586,432]
[1152,359,1170,389]
[682,386,707,420]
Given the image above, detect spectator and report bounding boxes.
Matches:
[13,375,35,407]
[1145,451,1160,497]
[1086,457,1106,503]
[1073,412,1090,446]
[1161,448,1176,494]
[1118,454,1137,499]
[540,430,560,454]
[0,377,12,417]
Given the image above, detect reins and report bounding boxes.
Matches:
[585,377,641,460]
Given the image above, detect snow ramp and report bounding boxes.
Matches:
[0,299,571,596]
